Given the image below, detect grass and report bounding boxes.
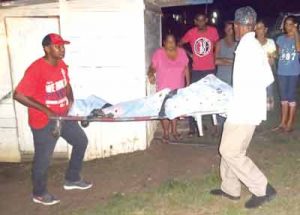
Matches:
[70,141,300,215]
[70,95,300,215]
[71,172,220,215]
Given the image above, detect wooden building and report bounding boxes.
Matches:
[0,0,212,162]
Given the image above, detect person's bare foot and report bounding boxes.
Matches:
[162,135,170,144]
[171,133,182,141]
[284,126,294,133]
[272,125,285,132]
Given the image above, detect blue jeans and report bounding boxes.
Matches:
[189,69,216,132]
[31,120,88,196]
[278,75,299,103]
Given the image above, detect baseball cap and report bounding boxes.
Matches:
[234,6,257,25]
[42,33,70,47]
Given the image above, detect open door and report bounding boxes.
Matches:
[5,17,68,157]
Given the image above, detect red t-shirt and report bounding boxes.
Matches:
[16,58,70,129]
[182,26,219,71]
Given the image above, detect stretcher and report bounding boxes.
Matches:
[50,110,222,137]
[50,75,231,137]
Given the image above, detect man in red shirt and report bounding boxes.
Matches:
[180,13,219,135]
[14,33,92,206]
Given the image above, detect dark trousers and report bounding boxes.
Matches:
[31,120,88,196]
[189,70,216,132]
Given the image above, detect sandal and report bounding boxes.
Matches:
[171,133,182,141]
[162,135,170,144]
[284,127,294,133]
[272,126,285,132]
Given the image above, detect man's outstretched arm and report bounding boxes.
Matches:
[13,90,56,117]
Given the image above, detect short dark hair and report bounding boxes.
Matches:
[224,20,234,27]
[257,19,269,28]
[284,15,298,25]
[42,34,52,47]
[163,33,177,43]
[194,13,207,20]
[283,15,299,34]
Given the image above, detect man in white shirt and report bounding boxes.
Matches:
[210,6,277,209]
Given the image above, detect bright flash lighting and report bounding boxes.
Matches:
[212,11,218,18]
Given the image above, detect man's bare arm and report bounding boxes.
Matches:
[13,91,56,117]
[215,58,234,66]
[66,83,74,108]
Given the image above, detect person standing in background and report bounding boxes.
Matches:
[179,13,219,136]
[216,21,237,86]
[273,16,300,132]
[148,34,190,143]
[255,19,277,111]
[215,21,237,131]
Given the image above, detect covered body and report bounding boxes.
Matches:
[69,75,233,120]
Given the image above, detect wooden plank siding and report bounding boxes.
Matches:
[0,0,161,162]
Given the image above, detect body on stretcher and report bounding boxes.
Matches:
[50,75,232,137]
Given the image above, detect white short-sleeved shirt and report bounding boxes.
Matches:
[226,32,274,125]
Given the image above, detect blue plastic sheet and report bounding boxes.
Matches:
[68,95,109,116]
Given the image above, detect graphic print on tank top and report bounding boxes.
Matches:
[194,37,212,57]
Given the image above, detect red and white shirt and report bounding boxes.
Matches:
[182,26,219,71]
[16,58,70,129]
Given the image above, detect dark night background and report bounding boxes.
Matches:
[162,0,300,39]
[1,0,299,38]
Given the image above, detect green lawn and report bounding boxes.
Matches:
[70,95,300,215]
[71,148,300,215]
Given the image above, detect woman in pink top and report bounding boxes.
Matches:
[148,34,190,143]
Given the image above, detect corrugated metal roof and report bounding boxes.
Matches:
[0,0,57,8]
[147,0,213,7]
[0,0,213,9]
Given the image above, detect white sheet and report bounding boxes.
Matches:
[68,75,233,119]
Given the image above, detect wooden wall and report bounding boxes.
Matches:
[0,0,161,162]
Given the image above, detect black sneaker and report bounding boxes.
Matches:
[245,183,277,209]
[32,193,60,206]
[210,189,240,200]
[64,179,93,190]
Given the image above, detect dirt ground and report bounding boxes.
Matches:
[0,119,221,215]
[1,115,300,215]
